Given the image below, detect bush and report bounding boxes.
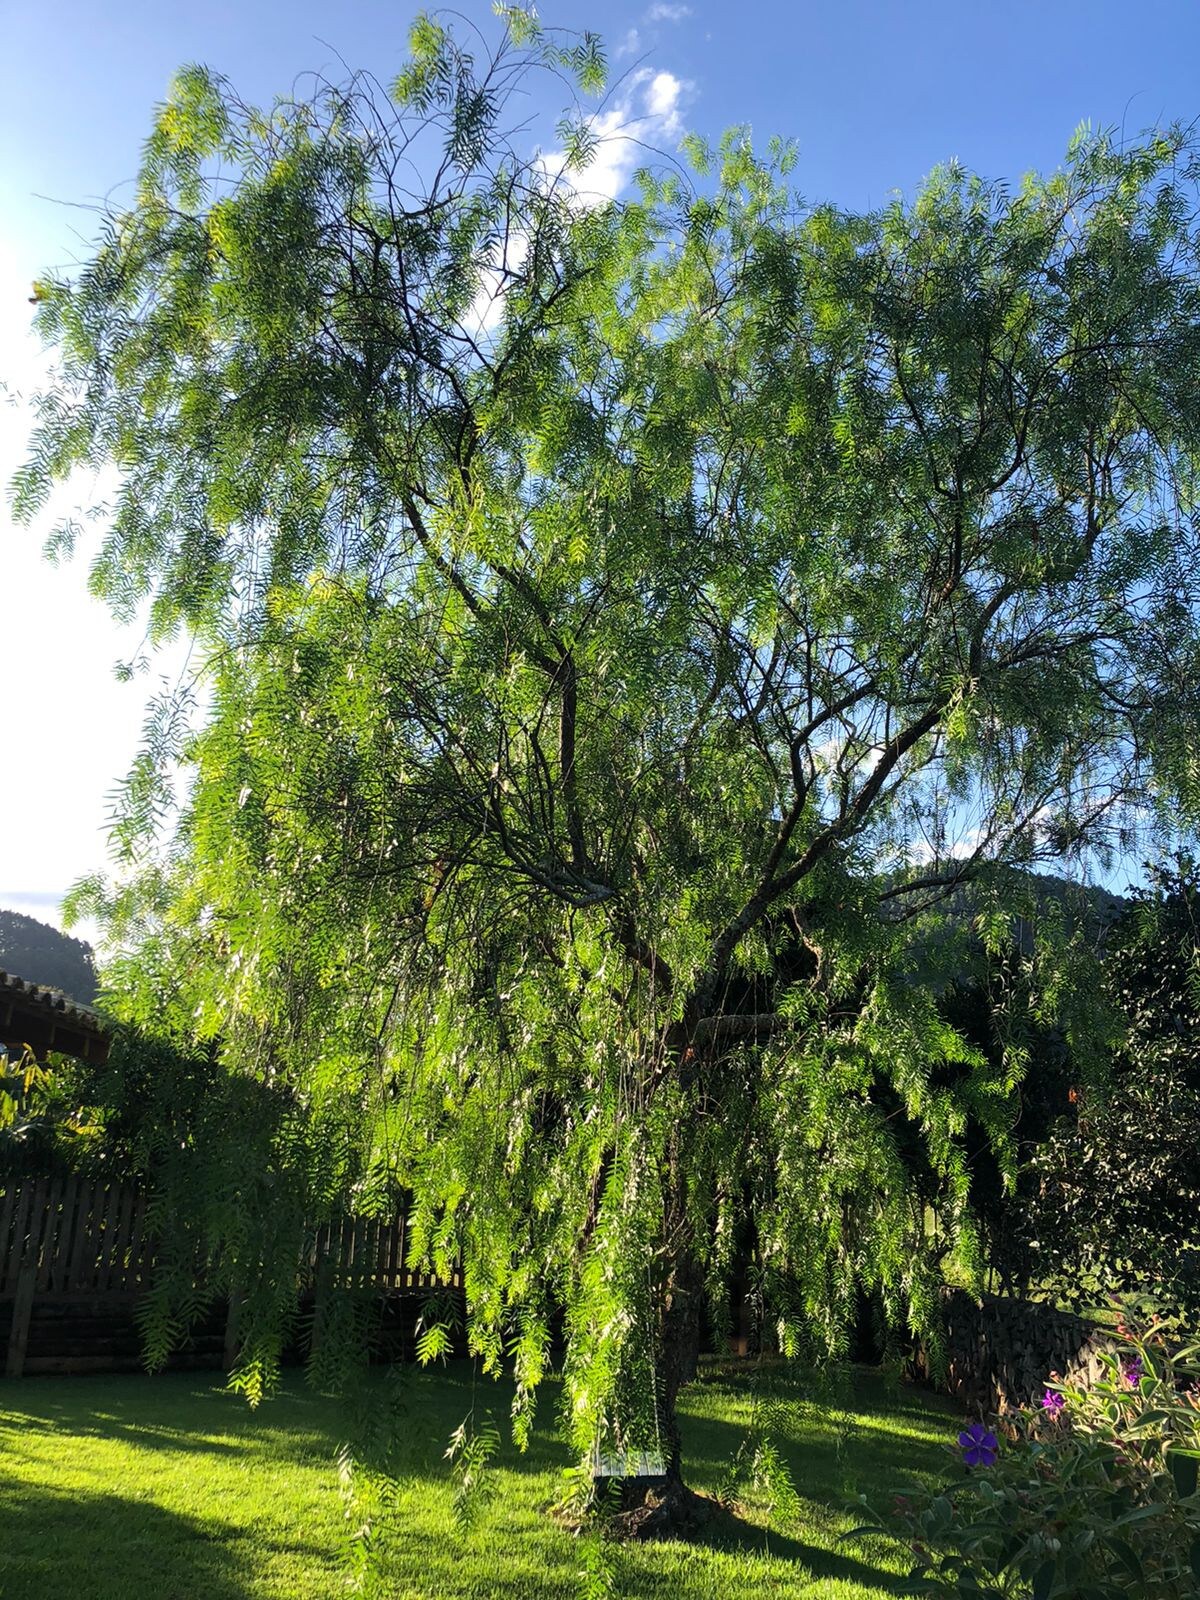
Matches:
[857,1313,1200,1597]
[1017,861,1200,1315]
[0,1047,102,1176]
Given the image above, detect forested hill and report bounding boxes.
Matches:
[0,910,97,1005]
[1008,871,1128,944]
[890,868,1128,941]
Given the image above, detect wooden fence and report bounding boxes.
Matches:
[308,1212,459,1295]
[1,1176,154,1307]
[0,1175,449,1377]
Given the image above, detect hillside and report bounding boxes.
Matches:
[0,909,98,1005]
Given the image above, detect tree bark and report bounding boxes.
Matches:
[610,1175,713,1538]
[652,1233,704,1483]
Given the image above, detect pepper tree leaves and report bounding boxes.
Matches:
[16,15,1200,1447]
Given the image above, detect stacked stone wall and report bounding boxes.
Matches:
[923,1289,1121,1416]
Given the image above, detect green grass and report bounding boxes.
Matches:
[0,1361,963,1598]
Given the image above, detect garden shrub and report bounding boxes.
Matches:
[857,1311,1200,1597]
[1016,862,1200,1317]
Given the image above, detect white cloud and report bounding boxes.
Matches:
[812,736,842,770]
[906,827,985,867]
[465,229,531,341]
[812,735,883,778]
[619,2,691,59]
[645,71,685,132]
[537,68,689,204]
[468,68,691,337]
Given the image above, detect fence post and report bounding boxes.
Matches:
[310,1257,334,1361]
[5,1262,35,1378]
[223,1288,245,1372]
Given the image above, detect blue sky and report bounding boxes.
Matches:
[4,0,1200,934]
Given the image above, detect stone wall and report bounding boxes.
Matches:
[921,1289,1122,1417]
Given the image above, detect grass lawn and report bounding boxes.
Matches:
[0,1360,963,1599]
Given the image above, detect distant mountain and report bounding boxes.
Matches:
[880,867,1130,996]
[888,864,1127,933]
[1017,870,1129,943]
[0,910,97,1006]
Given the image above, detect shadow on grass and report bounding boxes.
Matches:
[0,1404,246,1455]
[679,1366,960,1495]
[0,1482,272,1600]
[0,1372,336,1461]
[675,1497,908,1592]
[0,1361,954,1598]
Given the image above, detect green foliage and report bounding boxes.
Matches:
[1020,860,1200,1313]
[306,1286,376,1395]
[334,1368,411,1596]
[718,1373,807,1521]
[920,882,1121,1296]
[0,1047,102,1174]
[860,1315,1200,1597]
[575,1525,621,1600]
[416,1320,455,1366]
[52,1020,379,1395]
[719,1356,869,1530]
[16,10,1200,1475]
[444,1410,502,1531]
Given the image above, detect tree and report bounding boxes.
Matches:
[15,10,1200,1520]
[1020,860,1200,1314]
[918,875,1124,1296]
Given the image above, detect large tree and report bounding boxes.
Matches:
[16,11,1200,1515]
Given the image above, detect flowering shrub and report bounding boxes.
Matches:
[957,1423,998,1469]
[855,1317,1200,1597]
[1039,1388,1066,1419]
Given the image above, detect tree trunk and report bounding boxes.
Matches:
[609,1196,713,1537]
[654,1234,704,1481]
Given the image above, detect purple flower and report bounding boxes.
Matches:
[1041,1389,1066,1417]
[958,1422,999,1468]
[1123,1356,1144,1389]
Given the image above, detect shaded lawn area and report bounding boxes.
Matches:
[0,1360,963,1598]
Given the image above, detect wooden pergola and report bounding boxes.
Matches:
[0,969,110,1065]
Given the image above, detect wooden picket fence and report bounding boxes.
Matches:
[0,1176,154,1305]
[0,1174,449,1377]
[308,1212,458,1295]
